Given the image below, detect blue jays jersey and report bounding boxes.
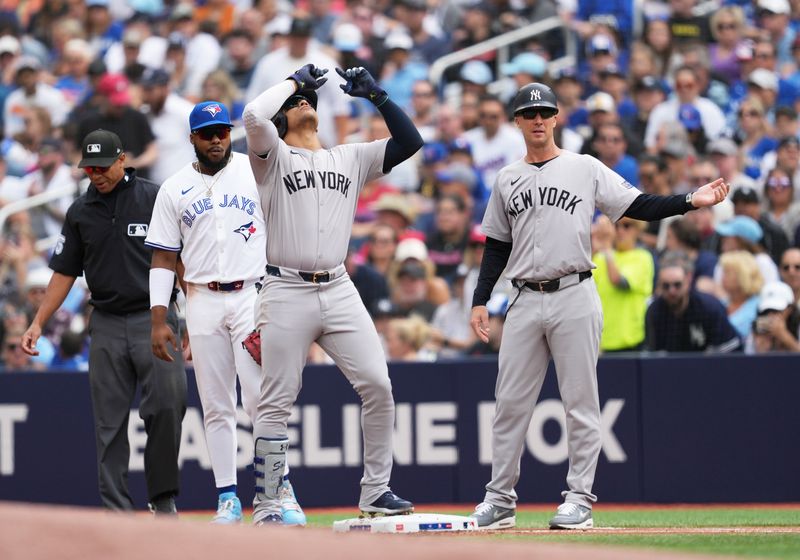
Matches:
[145,152,266,284]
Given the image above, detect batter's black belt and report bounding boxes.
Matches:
[207,280,245,291]
[516,270,592,293]
[265,264,337,283]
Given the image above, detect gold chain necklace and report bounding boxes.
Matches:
[194,161,228,197]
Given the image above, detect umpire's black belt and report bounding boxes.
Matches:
[516,270,592,293]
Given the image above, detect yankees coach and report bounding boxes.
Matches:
[468,83,729,530]
[21,129,187,514]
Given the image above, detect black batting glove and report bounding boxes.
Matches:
[288,64,329,90]
[335,67,388,106]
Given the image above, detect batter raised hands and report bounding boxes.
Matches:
[687,178,730,207]
[470,306,490,343]
[335,67,388,105]
[288,63,328,90]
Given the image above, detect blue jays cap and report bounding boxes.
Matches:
[678,103,702,131]
[189,101,233,131]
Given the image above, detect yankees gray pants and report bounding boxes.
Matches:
[484,277,603,510]
[253,270,395,507]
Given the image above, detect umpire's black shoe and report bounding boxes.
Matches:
[360,491,414,516]
[149,494,177,517]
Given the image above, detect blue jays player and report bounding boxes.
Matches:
[145,102,304,525]
[242,64,423,523]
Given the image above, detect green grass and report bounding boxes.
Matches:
[303,507,800,559]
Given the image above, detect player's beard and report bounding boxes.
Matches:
[195,144,232,173]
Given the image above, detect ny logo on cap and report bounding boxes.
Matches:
[531,90,541,101]
[203,104,222,117]
[87,144,102,153]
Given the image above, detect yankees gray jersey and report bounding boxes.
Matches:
[249,131,389,270]
[482,150,640,281]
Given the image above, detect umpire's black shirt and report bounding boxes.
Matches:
[50,168,159,315]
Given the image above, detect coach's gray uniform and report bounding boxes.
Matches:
[244,85,395,508]
[481,150,639,509]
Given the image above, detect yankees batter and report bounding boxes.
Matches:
[145,101,304,525]
[469,83,729,530]
[242,64,422,523]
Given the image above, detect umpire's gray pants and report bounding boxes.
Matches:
[484,277,603,509]
[88,307,186,510]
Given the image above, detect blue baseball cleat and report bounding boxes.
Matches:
[279,479,307,526]
[212,492,242,524]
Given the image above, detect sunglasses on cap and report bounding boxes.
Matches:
[192,126,231,141]
[518,108,557,120]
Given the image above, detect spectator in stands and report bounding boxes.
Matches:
[410,79,438,143]
[598,64,635,119]
[637,154,670,249]
[54,38,92,108]
[552,68,586,131]
[736,96,777,181]
[426,194,471,281]
[707,138,758,194]
[459,90,481,132]
[498,52,547,105]
[201,69,244,124]
[458,60,494,99]
[749,280,800,352]
[103,13,167,76]
[170,3,223,102]
[645,66,726,150]
[430,264,476,358]
[592,122,638,186]
[3,56,68,140]
[85,0,124,60]
[221,29,258,94]
[745,69,779,126]
[678,103,709,156]
[592,215,654,352]
[779,247,800,303]
[436,103,465,146]
[718,250,765,339]
[689,158,734,225]
[385,315,435,362]
[364,223,399,277]
[763,136,800,203]
[643,17,673,74]
[773,106,799,142]
[583,34,620,92]
[372,194,418,239]
[50,329,89,371]
[715,215,780,284]
[77,73,158,179]
[0,213,42,307]
[763,167,800,241]
[730,186,790,264]
[433,162,483,222]
[0,329,36,371]
[462,94,526,191]
[163,32,189,97]
[451,3,496,68]
[195,0,237,37]
[380,32,430,112]
[756,0,796,73]
[665,217,718,291]
[709,6,746,86]
[388,238,450,321]
[140,67,195,186]
[581,92,618,150]
[345,245,390,317]
[668,0,712,44]
[623,76,665,152]
[393,0,450,65]
[644,251,742,353]
[24,138,78,240]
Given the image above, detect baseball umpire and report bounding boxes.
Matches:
[145,102,304,525]
[242,63,422,524]
[469,83,729,530]
[21,129,187,514]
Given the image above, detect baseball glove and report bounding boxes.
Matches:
[242,329,262,366]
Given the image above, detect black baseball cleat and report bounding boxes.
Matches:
[149,494,177,517]
[359,491,414,517]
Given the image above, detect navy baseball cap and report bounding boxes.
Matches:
[78,129,123,168]
[189,101,233,131]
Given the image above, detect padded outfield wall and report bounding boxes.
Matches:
[0,355,797,508]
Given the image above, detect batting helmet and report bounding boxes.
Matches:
[271,89,319,138]
[511,82,559,115]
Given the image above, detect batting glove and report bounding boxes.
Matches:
[288,64,329,90]
[335,67,388,106]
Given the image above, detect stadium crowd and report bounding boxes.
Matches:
[1,0,800,372]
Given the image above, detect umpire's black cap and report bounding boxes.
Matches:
[511,82,559,115]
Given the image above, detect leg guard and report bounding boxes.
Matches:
[254,438,288,500]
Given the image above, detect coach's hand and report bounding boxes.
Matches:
[335,67,388,105]
[688,178,729,207]
[288,64,328,90]
[470,306,490,343]
[152,320,179,362]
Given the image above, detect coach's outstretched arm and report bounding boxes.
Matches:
[336,67,423,172]
[243,64,328,155]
